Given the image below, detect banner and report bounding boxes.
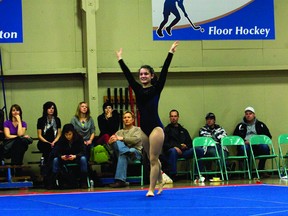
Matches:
[0,0,23,43]
[152,0,275,40]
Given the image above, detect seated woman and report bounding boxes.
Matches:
[71,102,95,160]
[37,101,61,167]
[49,124,88,189]
[96,101,119,144]
[1,104,33,174]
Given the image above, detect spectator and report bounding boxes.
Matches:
[108,111,142,188]
[233,107,271,177]
[37,101,61,166]
[199,112,228,170]
[1,104,33,175]
[163,109,203,181]
[71,101,95,160]
[49,124,88,189]
[96,101,119,144]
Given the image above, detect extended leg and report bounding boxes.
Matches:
[146,127,164,197]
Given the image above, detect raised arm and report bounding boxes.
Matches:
[116,48,123,61]
[169,41,179,54]
[116,48,139,89]
[157,41,179,88]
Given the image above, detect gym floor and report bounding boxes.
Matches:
[0,174,287,196]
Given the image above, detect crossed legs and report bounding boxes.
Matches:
[142,127,164,197]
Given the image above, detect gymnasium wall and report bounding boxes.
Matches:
[0,0,287,167]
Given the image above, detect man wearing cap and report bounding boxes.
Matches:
[162,109,203,181]
[199,112,229,170]
[233,106,271,176]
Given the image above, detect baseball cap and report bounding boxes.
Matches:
[245,106,255,113]
[205,112,215,119]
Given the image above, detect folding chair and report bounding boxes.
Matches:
[221,136,251,180]
[126,159,144,186]
[250,135,281,179]
[277,134,288,178]
[193,137,224,180]
[176,158,192,180]
[62,163,91,188]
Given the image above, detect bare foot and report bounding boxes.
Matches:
[146,190,155,197]
[157,182,165,195]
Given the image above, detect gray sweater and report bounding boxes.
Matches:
[115,126,143,152]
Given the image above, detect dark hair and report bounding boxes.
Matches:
[62,123,75,134]
[102,101,113,112]
[60,123,80,142]
[169,109,179,117]
[9,104,22,121]
[42,101,58,117]
[138,65,158,85]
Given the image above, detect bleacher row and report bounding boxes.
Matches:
[0,137,144,189]
[1,134,288,189]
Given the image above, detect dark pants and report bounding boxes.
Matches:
[3,137,30,165]
[204,145,228,170]
[238,144,270,170]
[37,141,52,163]
[164,147,204,176]
[52,156,88,174]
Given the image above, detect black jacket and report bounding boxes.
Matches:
[54,134,85,159]
[163,123,192,152]
[233,118,272,141]
[97,110,119,137]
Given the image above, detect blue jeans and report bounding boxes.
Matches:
[167,147,204,175]
[113,141,142,182]
[52,156,88,174]
[237,144,270,170]
[204,145,228,170]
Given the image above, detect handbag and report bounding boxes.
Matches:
[90,144,110,164]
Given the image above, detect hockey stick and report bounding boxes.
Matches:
[185,15,201,30]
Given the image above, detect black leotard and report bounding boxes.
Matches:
[118,52,174,136]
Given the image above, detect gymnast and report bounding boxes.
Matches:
[116,41,179,196]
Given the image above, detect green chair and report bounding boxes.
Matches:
[193,137,224,180]
[176,158,192,180]
[277,134,288,178]
[250,135,281,179]
[221,136,251,180]
[126,159,144,186]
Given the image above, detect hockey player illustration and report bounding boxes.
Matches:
[156,0,201,38]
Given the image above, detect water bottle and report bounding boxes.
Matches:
[1,159,4,166]
[40,157,44,166]
[90,179,94,188]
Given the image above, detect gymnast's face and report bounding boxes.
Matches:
[139,68,154,86]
